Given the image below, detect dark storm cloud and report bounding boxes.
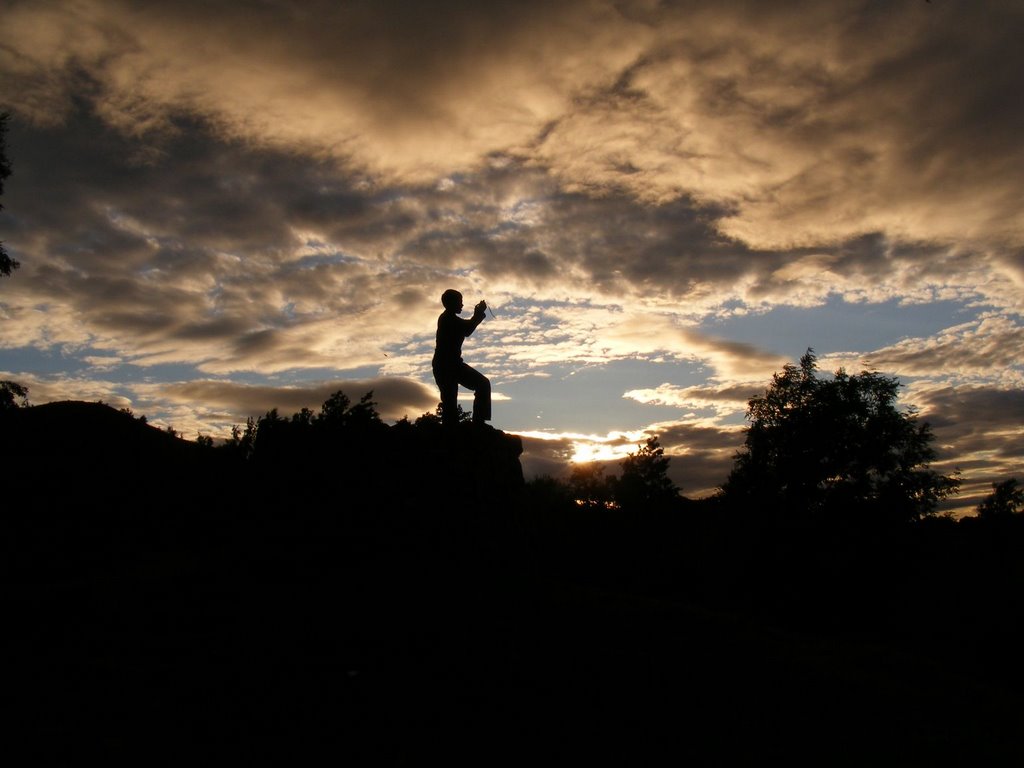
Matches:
[176,316,253,342]
[388,162,1001,314]
[913,384,1024,512]
[478,248,558,283]
[5,1,1023,318]
[649,422,745,496]
[536,192,759,300]
[518,435,576,480]
[918,387,1024,442]
[4,108,356,262]
[21,263,208,342]
[233,329,282,357]
[380,161,798,306]
[0,107,433,366]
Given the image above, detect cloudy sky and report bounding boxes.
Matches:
[1,0,1022,513]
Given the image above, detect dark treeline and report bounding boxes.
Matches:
[519,354,1024,705]
[4,365,1024,764]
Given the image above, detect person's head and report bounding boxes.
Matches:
[441,289,463,313]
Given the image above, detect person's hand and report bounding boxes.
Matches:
[475,300,487,316]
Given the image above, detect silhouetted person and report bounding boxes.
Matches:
[432,289,491,427]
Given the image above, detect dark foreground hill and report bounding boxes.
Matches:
[4,401,1024,765]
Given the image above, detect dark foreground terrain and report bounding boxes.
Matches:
[5,402,1024,765]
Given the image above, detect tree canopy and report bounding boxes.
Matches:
[615,436,680,510]
[0,380,29,410]
[723,349,959,522]
[976,478,1024,518]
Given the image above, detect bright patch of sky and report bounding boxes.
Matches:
[701,296,983,363]
[496,358,704,434]
[1,346,95,375]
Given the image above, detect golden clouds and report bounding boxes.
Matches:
[1,0,649,182]
[866,314,1024,384]
[4,0,1022,259]
[537,2,1024,252]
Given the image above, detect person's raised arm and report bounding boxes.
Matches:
[466,300,487,334]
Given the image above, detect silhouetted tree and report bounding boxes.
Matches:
[523,473,575,510]
[723,349,959,522]
[249,407,305,465]
[416,402,471,426]
[318,391,352,426]
[238,390,388,470]
[977,478,1024,518]
[292,406,315,426]
[0,380,28,410]
[0,112,17,278]
[614,436,679,510]
[317,390,382,431]
[568,462,615,510]
[223,417,257,459]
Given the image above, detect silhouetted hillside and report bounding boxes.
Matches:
[2,399,524,512]
[4,399,203,466]
[5,396,1024,765]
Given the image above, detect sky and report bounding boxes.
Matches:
[1,0,1022,514]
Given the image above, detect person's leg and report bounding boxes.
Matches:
[433,365,459,427]
[457,363,491,423]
